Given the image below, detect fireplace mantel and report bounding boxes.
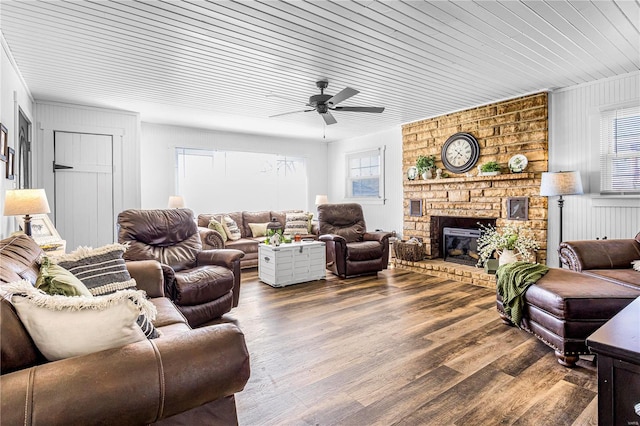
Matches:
[405,172,535,185]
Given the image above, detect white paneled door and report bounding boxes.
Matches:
[54,131,114,250]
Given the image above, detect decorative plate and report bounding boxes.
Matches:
[508,154,528,173]
[407,166,418,180]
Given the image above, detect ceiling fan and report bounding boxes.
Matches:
[269,80,385,125]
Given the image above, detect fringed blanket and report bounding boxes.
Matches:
[496,261,550,327]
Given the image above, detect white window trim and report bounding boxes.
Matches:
[588,100,640,206]
[345,146,386,205]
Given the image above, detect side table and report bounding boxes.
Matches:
[587,296,640,426]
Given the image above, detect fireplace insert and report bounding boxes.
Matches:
[443,227,481,266]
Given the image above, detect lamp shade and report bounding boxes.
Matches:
[3,189,51,216]
[315,194,328,205]
[540,171,584,197]
[168,195,185,208]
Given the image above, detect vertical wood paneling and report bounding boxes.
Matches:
[34,101,140,242]
[549,71,640,266]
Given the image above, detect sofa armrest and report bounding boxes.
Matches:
[363,231,392,244]
[0,323,250,425]
[559,239,640,271]
[198,227,225,250]
[126,260,164,298]
[197,249,245,269]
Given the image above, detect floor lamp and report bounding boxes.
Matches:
[540,171,583,267]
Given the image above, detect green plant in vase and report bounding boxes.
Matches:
[416,155,436,179]
[480,161,501,175]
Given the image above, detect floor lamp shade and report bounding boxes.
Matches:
[540,171,583,266]
[540,171,584,197]
[3,189,52,236]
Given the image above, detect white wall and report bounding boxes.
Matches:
[34,102,141,234]
[140,123,328,216]
[549,71,640,266]
[326,126,403,235]
[1,37,35,238]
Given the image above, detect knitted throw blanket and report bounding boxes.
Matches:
[496,261,550,327]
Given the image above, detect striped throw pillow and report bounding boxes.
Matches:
[284,212,311,237]
[53,244,137,296]
[222,215,241,241]
[51,244,159,339]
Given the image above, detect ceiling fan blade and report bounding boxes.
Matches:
[327,87,359,105]
[333,106,385,113]
[269,109,314,118]
[320,111,337,125]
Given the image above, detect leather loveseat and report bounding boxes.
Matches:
[497,234,640,367]
[0,234,250,425]
[197,210,318,269]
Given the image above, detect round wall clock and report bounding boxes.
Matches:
[441,132,480,174]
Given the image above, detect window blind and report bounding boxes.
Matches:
[599,105,640,194]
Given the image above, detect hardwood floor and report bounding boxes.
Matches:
[229,267,598,425]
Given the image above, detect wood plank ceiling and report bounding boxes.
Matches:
[1,0,638,142]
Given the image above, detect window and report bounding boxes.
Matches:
[600,106,640,194]
[346,147,385,202]
[175,148,307,214]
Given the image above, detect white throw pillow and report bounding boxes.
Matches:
[632,260,640,272]
[222,215,242,241]
[1,280,157,361]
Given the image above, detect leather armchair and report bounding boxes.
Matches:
[318,203,391,278]
[118,208,244,327]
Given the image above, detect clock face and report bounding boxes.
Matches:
[441,133,480,173]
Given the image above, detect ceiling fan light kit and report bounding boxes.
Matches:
[269,80,385,125]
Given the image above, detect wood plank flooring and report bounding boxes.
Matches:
[228,267,597,425]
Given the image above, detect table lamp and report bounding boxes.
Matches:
[540,171,583,265]
[315,194,328,205]
[4,189,51,236]
[168,195,185,208]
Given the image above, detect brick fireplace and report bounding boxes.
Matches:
[397,93,549,288]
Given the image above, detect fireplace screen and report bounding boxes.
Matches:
[443,227,481,266]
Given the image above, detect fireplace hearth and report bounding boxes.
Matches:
[443,227,481,266]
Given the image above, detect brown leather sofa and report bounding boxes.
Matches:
[118,208,244,327]
[317,203,391,278]
[497,234,640,367]
[197,210,318,269]
[0,234,250,425]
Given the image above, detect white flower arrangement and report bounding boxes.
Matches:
[476,223,540,266]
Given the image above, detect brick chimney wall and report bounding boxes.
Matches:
[401,92,549,267]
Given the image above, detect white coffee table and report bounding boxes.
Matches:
[258,241,326,287]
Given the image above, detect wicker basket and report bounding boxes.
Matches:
[394,240,425,262]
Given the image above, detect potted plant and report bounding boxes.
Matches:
[416,155,436,179]
[479,161,501,176]
[476,223,540,267]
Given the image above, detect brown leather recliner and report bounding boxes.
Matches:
[118,208,244,327]
[318,203,391,278]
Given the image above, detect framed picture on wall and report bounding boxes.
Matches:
[17,214,62,245]
[6,147,15,180]
[0,124,7,162]
[507,197,528,221]
[409,199,423,217]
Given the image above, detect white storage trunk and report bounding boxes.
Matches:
[258,241,326,287]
